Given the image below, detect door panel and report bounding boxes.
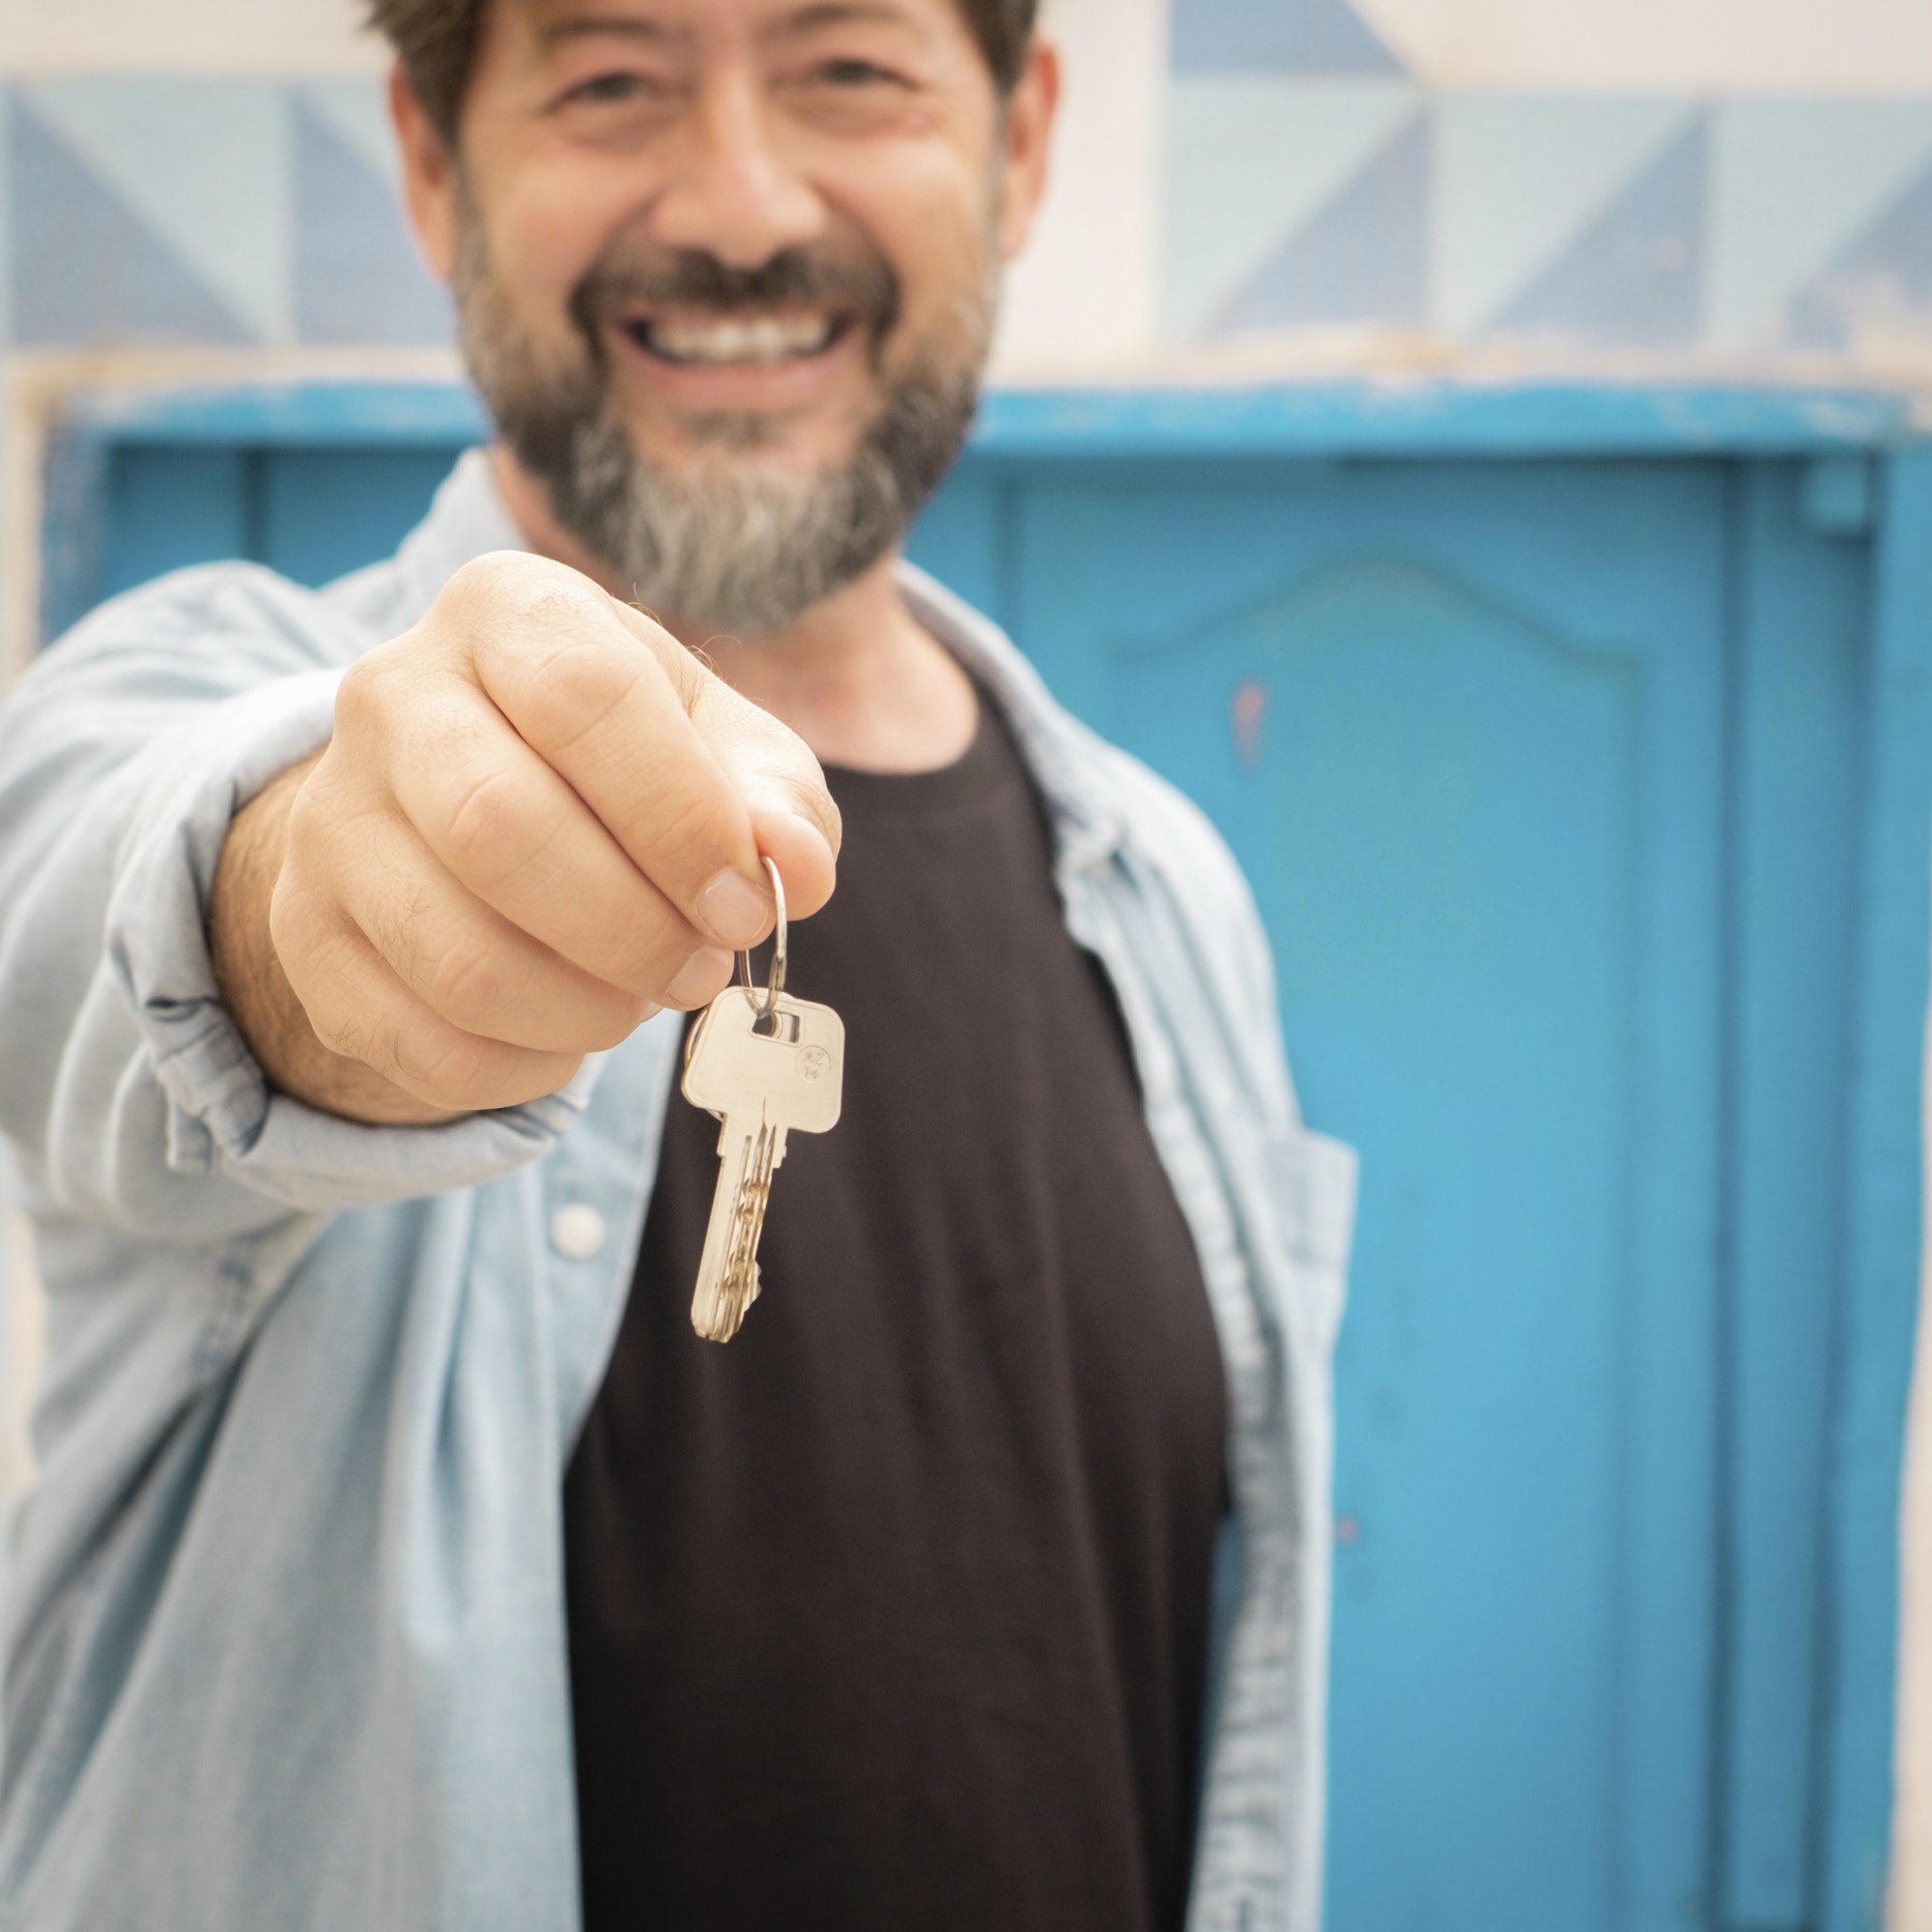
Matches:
[255,448,468,588]
[1719,465,1869,1927]
[1008,461,1730,1930]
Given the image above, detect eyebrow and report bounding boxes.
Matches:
[536,13,680,52]
[773,2,919,30]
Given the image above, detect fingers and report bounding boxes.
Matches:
[371,674,715,1000]
[446,556,773,949]
[270,867,586,1116]
[317,801,654,1055]
[276,552,843,1115]
[445,555,840,945]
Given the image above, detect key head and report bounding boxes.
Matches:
[683,987,845,1135]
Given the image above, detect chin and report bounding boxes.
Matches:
[621,408,865,477]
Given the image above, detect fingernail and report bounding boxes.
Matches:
[667,948,733,1009]
[696,869,768,949]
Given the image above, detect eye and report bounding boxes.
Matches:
[564,70,654,105]
[815,57,897,88]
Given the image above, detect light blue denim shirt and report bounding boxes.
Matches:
[0,452,1355,1932]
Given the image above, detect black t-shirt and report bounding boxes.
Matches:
[563,696,1229,1932]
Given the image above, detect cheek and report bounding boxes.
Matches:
[469,151,639,332]
[845,148,997,335]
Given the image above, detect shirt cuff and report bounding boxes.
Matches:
[106,670,595,1215]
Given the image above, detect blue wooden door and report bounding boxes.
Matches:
[922,457,1731,1930]
[909,444,1895,1932]
[39,385,1930,1932]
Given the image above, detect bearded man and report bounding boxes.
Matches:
[0,4,1354,1929]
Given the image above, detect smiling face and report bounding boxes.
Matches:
[395,0,1056,636]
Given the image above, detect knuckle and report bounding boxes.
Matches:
[279,776,333,866]
[392,1025,564,1114]
[334,644,403,732]
[521,643,651,760]
[306,996,384,1070]
[423,933,516,1027]
[436,761,524,873]
[443,550,537,615]
[388,1022,481,1098]
[437,767,575,908]
[331,662,380,742]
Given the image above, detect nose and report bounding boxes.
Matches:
[649,73,827,270]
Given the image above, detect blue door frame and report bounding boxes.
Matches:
[34,377,1932,1932]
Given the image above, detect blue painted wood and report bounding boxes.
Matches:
[1803,455,1880,537]
[971,381,1925,457]
[62,380,490,447]
[1718,465,1869,1924]
[1821,452,1932,1932]
[902,461,1008,629]
[1006,458,1728,1929]
[33,379,1932,1932]
[41,439,471,638]
[99,447,248,608]
[54,375,1927,459]
[255,448,469,589]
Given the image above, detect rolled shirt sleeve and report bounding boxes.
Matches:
[0,563,590,1240]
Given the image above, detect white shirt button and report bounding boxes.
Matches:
[550,1204,607,1261]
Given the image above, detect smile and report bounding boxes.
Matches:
[628,312,849,367]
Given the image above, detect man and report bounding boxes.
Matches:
[0,2,1354,1928]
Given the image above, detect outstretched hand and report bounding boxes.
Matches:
[212,552,840,1124]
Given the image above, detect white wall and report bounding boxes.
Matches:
[992,0,1169,378]
[0,0,383,74]
[1363,0,1932,94]
[12,0,1932,93]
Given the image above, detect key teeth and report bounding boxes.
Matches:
[686,1005,817,1343]
[693,1307,740,1344]
[691,1261,761,1344]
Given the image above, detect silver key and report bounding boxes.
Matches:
[681,864,844,1343]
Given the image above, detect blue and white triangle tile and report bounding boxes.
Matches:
[1167,74,1417,339]
[9,90,251,347]
[1492,113,1710,350]
[1783,150,1932,355]
[1173,0,1404,75]
[1211,109,1430,335]
[0,87,13,347]
[295,92,451,347]
[24,77,292,342]
[1433,96,1696,337]
[301,78,403,192]
[1705,100,1932,351]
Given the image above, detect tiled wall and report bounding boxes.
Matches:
[1170,0,1932,367]
[0,0,1930,369]
[0,78,446,351]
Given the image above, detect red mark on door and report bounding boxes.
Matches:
[1233,679,1268,769]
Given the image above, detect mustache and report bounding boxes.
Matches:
[572,244,901,336]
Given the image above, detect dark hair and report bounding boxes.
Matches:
[368,0,1040,145]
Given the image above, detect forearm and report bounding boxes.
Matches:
[209,756,452,1127]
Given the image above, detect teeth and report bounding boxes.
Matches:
[644,314,838,365]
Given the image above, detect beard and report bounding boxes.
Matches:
[452,196,995,639]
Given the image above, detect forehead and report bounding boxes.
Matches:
[521,0,968,50]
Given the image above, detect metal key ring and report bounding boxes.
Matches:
[735,855,787,1021]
